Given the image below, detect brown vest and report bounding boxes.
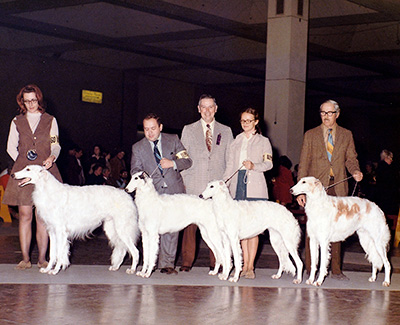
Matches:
[3,113,62,206]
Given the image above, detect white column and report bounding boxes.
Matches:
[264,0,309,164]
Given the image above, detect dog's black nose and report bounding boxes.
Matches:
[289,189,293,194]
[199,194,203,199]
[125,188,129,193]
[11,174,15,179]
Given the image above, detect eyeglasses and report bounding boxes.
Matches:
[23,99,38,105]
[320,111,337,117]
[240,119,255,124]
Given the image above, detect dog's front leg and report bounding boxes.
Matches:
[40,230,56,274]
[314,242,330,286]
[137,230,150,277]
[229,235,242,283]
[49,231,69,275]
[306,237,319,285]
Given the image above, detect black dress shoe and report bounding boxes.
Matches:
[179,266,191,272]
[160,267,178,275]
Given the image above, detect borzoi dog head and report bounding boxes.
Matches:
[125,171,151,193]
[290,177,325,198]
[12,165,49,187]
[199,180,228,199]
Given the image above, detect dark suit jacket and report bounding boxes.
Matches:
[297,124,360,196]
[130,133,192,194]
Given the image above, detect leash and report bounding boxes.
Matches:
[224,167,243,184]
[325,176,359,196]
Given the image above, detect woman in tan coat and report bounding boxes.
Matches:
[223,108,273,279]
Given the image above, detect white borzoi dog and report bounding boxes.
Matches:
[200,180,303,283]
[13,165,140,275]
[125,171,230,280]
[290,176,391,287]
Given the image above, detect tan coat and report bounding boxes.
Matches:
[223,132,273,199]
[181,120,233,195]
[297,124,360,196]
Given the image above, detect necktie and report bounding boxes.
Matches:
[206,124,212,152]
[327,129,334,162]
[153,140,163,174]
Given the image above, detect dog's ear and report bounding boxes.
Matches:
[312,179,323,192]
[40,167,49,180]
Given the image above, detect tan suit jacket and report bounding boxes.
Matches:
[181,120,233,195]
[297,124,360,196]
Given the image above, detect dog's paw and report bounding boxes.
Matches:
[208,270,218,276]
[271,274,281,280]
[48,269,60,276]
[39,267,50,274]
[382,281,390,287]
[368,276,377,283]
[228,276,239,283]
[126,268,136,275]
[109,266,119,272]
[293,278,302,285]
[305,279,313,285]
[136,271,145,277]
[218,273,228,281]
[313,281,322,287]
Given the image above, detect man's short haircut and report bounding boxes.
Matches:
[320,99,340,113]
[198,94,217,107]
[143,113,161,126]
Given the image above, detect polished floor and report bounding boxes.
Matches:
[0,220,400,324]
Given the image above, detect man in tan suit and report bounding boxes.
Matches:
[296,99,363,280]
[179,94,233,272]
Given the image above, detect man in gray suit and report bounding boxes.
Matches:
[131,113,192,275]
[179,94,233,272]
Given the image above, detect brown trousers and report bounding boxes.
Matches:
[181,224,215,267]
[305,178,342,275]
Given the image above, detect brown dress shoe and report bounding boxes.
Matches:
[179,266,191,272]
[160,267,178,275]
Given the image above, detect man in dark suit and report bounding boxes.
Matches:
[131,113,192,274]
[296,99,363,280]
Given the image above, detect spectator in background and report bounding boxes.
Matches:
[86,164,105,185]
[102,167,115,186]
[65,146,85,186]
[110,149,126,185]
[272,155,294,207]
[116,169,130,189]
[375,150,399,234]
[87,145,105,175]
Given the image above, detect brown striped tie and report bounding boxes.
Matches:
[206,124,212,152]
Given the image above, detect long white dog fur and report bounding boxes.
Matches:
[200,180,303,283]
[125,171,231,280]
[291,176,391,287]
[13,165,140,275]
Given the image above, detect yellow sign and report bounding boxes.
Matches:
[82,90,103,104]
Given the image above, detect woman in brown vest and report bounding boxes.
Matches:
[3,84,62,270]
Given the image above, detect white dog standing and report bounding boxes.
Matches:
[291,176,391,287]
[125,172,230,279]
[13,165,140,275]
[200,180,303,283]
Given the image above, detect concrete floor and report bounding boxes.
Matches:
[0,220,400,324]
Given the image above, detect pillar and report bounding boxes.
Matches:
[264,0,309,164]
